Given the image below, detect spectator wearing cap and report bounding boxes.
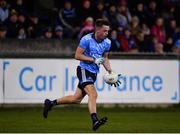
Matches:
[4,9,19,38]
[0,24,7,39]
[54,25,63,40]
[78,17,94,39]
[0,0,9,22]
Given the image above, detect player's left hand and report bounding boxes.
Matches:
[109,73,121,87]
[104,71,121,87]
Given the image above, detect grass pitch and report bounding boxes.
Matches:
[0,105,180,133]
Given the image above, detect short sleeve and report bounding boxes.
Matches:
[79,36,88,49]
[105,39,111,52]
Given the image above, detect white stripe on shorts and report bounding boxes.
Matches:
[81,68,86,82]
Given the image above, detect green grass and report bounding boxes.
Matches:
[0,106,180,133]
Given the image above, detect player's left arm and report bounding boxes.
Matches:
[103,52,112,73]
[103,52,121,87]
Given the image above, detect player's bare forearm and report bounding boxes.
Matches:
[75,53,94,62]
[75,47,94,62]
[103,53,112,73]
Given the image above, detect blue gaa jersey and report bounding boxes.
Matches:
[79,33,111,73]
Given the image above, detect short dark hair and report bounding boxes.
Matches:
[95,19,110,27]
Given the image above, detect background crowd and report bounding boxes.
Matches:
[0,0,179,53]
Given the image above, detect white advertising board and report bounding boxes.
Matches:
[65,60,180,103]
[3,59,69,103]
[0,60,3,104]
[3,59,180,104]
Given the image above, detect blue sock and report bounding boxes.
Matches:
[91,113,98,124]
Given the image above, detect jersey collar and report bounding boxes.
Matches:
[92,33,105,43]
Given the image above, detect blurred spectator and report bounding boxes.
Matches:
[54,25,63,40]
[42,26,53,39]
[151,17,166,45]
[162,5,176,23]
[27,14,41,38]
[0,23,6,39]
[118,28,137,52]
[93,1,106,20]
[116,1,132,29]
[0,0,178,55]
[130,16,141,36]
[17,26,26,39]
[141,23,150,36]
[136,30,154,52]
[58,0,80,38]
[166,19,178,42]
[117,0,132,22]
[0,0,9,22]
[78,17,94,39]
[133,2,147,25]
[163,36,173,52]
[172,39,180,53]
[77,0,93,23]
[153,37,164,54]
[146,1,158,27]
[18,12,28,28]
[109,29,121,52]
[10,0,26,15]
[103,5,119,30]
[5,9,19,38]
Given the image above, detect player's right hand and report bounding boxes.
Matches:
[93,57,104,66]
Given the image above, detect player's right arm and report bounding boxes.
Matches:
[75,46,94,62]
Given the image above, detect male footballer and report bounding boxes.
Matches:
[43,19,120,131]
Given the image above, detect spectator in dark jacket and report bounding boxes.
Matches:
[5,9,19,38]
[58,0,80,38]
[110,29,121,52]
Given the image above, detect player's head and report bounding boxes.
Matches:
[95,19,110,40]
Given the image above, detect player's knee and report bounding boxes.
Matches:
[89,92,98,99]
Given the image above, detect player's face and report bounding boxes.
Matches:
[96,25,110,40]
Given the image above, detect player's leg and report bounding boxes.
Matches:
[55,87,86,104]
[84,84,97,115]
[43,87,86,118]
[83,85,107,131]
